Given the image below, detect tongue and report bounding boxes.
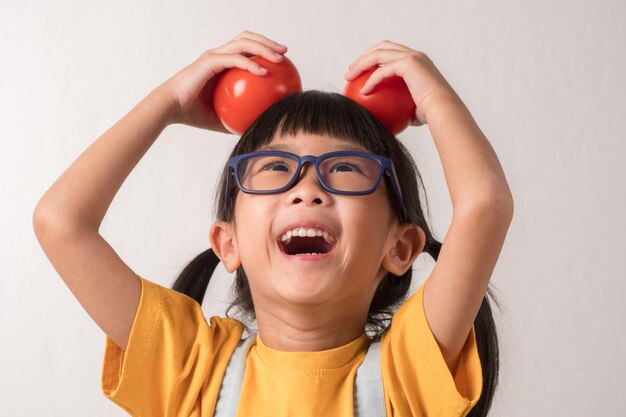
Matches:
[284,236,330,255]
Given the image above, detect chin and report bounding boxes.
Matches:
[276,272,338,306]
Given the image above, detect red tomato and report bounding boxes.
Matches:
[213,55,302,135]
[343,67,416,135]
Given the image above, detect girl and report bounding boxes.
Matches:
[33,31,513,417]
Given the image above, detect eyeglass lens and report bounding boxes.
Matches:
[237,154,382,192]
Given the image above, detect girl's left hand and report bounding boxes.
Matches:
[344,40,460,126]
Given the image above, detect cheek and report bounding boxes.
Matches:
[235,194,272,227]
[353,192,395,223]
[342,197,392,247]
[233,196,277,261]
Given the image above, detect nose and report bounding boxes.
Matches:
[285,161,328,206]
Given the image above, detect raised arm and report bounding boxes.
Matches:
[32,32,290,351]
[32,87,176,350]
[421,89,513,374]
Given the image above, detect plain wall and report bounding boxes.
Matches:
[1,0,624,415]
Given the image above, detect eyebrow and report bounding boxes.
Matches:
[258,143,367,152]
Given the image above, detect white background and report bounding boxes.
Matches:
[1,0,624,415]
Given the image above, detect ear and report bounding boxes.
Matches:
[381,224,426,276]
[209,221,241,273]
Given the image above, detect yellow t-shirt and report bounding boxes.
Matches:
[101,276,482,416]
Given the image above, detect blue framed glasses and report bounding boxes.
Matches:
[225,150,409,223]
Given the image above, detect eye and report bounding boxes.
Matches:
[261,159,290,172]
[328,161,364,174]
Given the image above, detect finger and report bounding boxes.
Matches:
[344,49,407,80]
[379,40,413,51]
[347,46,408,76]
[232,30,288,53]
[354,41,398,61]
[349,40,411,68]
[359,63,400,95]
[214,37,286,64]
[205,53,270,77]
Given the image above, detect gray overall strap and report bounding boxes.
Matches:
[213,333,386,417]
[354,338,386,417]
[213,333,256,417]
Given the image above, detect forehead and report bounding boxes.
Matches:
[258,133,369,154]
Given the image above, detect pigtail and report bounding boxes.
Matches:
[171,248,221,306]
[467,288,500,417]
[423,236,442,260]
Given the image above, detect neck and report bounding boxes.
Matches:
[253,302,369,352]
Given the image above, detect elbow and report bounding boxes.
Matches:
[457,192,514,223]
[32,201,77,241]
[486,192,514,218]
[33,202,57,242]
[33,201,49,235]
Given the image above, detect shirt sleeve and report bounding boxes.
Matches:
[100,275,244,417]
[381,277,483,417]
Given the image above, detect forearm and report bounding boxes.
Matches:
[424,91,514,214]
[34,87,177,232]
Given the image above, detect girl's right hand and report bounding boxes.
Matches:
[157,31,288,132]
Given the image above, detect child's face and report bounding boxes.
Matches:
[220,133,405,312]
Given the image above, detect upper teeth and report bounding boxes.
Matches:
[280,227,336,244]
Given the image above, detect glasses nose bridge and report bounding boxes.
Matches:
[295,155,321,181]
[299,155,319,166]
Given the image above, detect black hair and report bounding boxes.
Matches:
[171,90,500,416]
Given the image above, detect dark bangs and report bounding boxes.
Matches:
[239,90,394,155]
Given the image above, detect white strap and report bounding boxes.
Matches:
[213,334,386,417]
[213,335,256,417]
[354,339,386,417]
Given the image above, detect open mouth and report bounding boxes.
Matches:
[278,232,336,256]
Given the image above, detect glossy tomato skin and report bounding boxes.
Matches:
[213,55,302,135]
[343,67,416,135]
